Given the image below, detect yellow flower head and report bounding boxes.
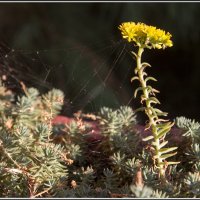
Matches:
[119,22,173,49]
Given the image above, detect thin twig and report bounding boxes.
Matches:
[31,187,51,198]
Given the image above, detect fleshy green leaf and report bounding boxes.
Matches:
[159,147,178,154]
[141,62,151,68]
[134,87,144,98]
[131,51,138,58]
[146,97,160,105]
[131,76,139,82]
[156,122,172,128]
[152,140,168,149]
[166,161,180,165]
[160,152,177,159]
[142,135,154,141]
[154,108,168,116]
[156,127,171,139]
[156,122,174,139]
[144,77,157,84]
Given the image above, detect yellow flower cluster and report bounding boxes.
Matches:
[119,22,173,49]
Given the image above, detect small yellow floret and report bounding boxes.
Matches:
[119,22,173,49]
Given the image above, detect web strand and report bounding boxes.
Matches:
[0,39,134,114]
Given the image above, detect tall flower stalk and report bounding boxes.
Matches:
[119,22,180,181]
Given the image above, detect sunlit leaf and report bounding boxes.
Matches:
[160,152,177,159]
[142,135,154,141]
[159,147,178,154]
[134,87,144,98]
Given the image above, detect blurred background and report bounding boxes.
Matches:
[0,2,200,122]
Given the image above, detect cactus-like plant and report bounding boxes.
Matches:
[119,22,180,181]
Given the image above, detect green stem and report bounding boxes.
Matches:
[136,47,166,180]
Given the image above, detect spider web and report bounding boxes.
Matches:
[0,38,139,117]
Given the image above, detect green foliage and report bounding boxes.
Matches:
[130,184,168,198]
[0,82,67,197]
[99,106,137,135]
[175,116,200,142]
[1,80,200,197]
[184,172,200,197]
[121,23,179,179]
